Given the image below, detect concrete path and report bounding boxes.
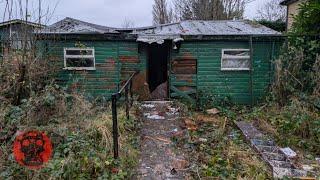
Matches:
[135,101,190,180]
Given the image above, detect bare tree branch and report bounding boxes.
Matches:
[256,0,286,21]
[173,0,253,21]
[122,18,135,28]
[153,0,173,25]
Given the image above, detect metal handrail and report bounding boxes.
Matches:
[112,71,138,159]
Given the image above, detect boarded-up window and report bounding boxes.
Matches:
[64,48,95,70]
[171,58,197,74]
[221,49,250,71]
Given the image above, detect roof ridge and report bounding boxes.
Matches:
[60,17,115,29]
[180,19,246,23]
[0,19,45,27]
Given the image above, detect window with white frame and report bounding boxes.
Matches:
[64,48,95,70]
[221,49,251,71]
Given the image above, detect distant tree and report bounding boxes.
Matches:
[257,19,286,32]
[173,0,252,21]
[174,0,194,20]
[193,0,226,20]
[121,18,135,28]
[152,0,173,25]
[257,0,286,22]
[222,0,247,20]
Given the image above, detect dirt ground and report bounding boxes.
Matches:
[135,101,191,179]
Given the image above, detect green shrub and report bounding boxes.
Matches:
[257,19,286,32]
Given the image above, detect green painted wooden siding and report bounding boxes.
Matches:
[171,39,282,105]
[45,40,145,99]
[43,38,281,104]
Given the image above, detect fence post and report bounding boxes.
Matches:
[130,80,133,106]
[125,86,129,121]
[112,94,119,159]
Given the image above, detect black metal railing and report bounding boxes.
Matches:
[112,71,138,159]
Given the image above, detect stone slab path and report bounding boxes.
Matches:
[235,121,311,179]
[135,101,190,180]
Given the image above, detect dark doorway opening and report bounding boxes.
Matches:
[147,42,170,96]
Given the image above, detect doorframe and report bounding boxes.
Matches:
[167,41,172,100]
[145,41,172,99]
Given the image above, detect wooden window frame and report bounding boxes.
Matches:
[221,49,250,71]
[63,47,96,71]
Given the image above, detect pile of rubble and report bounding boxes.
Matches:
[132,72,169,101]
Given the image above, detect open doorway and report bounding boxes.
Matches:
[147,41,170,99]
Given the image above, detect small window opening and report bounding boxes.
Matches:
[221,49,250,71]
[64,48,95,70]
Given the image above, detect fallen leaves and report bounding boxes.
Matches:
[184,119,197,131]
[111,167,119,174]
[194,113,219,124]
[172,158,190,170]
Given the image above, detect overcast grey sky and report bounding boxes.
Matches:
[0,0,268,27]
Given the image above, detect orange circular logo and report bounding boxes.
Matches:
[13,131,53,169]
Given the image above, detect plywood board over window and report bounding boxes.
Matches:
[170,57,197,103]
[221,49,250,71]
[63,48,96,70]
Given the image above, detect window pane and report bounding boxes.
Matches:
[222,58,250,69]
[224,50,249,56]
[66,49,93,56]
[66,58,94,67]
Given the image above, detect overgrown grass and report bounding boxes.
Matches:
[211,98,320,176]
[0,85,139,179]
[176,103,271,179]
[238,99,320,155]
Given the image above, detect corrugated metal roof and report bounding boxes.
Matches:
[0,19,45,28]
[40,17,119,34]
[40,17,281,37]
[134,20,281,36]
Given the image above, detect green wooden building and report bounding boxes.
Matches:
[39,17,283,105]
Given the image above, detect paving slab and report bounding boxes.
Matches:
[235,121,310,179]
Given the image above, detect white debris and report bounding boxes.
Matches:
[166,107,179,116]
[199,138,208,143]
[206,108,220,115]
[142,104,155,108]
[147,115,165,120]
[144,113,151,117]
[172,128,178,132]
[169,107,179,113]
[137,35,182,44]
[280,147,297,158]
[302,165,314,171]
